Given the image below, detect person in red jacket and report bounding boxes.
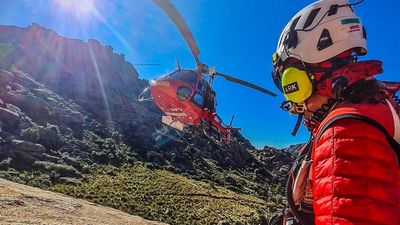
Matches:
[269,0,400,224]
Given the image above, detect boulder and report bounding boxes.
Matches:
[59,177,82,186]
[10,82,25,91]
[18,117,34,129]
[42,153,60,163]
[37,126,60,149]
[0,107,19,129]
[11,140,46,162]
[1,92,50,122]
[31,88,53,99]
[0,98,5,108]
[0,69,13,86]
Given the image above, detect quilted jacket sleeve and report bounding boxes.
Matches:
[312,119,400,225]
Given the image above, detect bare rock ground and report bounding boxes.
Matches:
[0,178,167,225]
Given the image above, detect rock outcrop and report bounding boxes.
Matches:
[0,23,161,147]
[0,178,167,225]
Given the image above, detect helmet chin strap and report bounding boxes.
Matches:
[293,102,306,137]
[290,101,319,136]
[291,114,303,136]
[281,100,313,136]
[289,104,316,136]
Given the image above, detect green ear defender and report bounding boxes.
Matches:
[281,67,314,103]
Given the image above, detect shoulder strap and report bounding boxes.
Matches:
[285,138,315,225]
[316,113,400,167]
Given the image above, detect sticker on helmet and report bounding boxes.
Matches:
[348,24,361,33]
[341,18,360,25]
[284,82,299,94]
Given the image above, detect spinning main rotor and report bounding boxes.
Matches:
[153,0,277,97]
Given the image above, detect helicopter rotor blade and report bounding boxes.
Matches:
[215,72,277,97]
[133,64,161,67]
[153,0,202,66]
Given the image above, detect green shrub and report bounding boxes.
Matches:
[33,161,81,178]
[83,130,135,166]
[27,174,52,188]
[37,126,60,149]
[0,171,11,180]
[47,123,60,134]
[111,131,121,143]
[21,127,40,142]
[61,154,82,170]
[274,183,283,194]
[21,126,60,149]
[92,151,109,164]
[224,175,238,186]
[0,158,12,169]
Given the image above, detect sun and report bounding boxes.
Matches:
[53,0,99,23]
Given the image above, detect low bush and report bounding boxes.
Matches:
[0,157,12,169]
[33,161,81,178]
[21,127,40,142]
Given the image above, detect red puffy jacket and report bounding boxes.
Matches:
[311,99,400,225]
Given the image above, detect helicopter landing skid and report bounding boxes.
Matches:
[153,124,186,147]
[201,120,225,147]
[138,86,154,102]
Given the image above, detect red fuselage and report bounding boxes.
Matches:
[150,77,203,126]
[149,69,236,145]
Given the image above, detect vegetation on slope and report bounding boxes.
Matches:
[52,164,280,225]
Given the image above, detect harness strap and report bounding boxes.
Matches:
[285,139,315,225]
[316,113,400,167]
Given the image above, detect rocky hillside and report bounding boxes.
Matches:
[0,23,299,224]
[0,177,166,225]
[0,23,160,147]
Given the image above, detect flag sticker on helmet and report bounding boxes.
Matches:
[338,18,362,35]
[284,82,300,94]
[341,18,361,25]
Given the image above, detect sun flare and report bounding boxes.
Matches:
[53,0,99,23]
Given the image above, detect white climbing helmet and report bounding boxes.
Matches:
[274,0,367,64]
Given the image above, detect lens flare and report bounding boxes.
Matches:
[53,0,98,24]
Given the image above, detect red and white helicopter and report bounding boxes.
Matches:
[139,0,276,146]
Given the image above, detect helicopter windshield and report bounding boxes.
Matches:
[167,70,198,88]
[180,71,198,88]
[167,70,182,79]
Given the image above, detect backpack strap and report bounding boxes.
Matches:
[316,113,400,167]
[285,138,315,225]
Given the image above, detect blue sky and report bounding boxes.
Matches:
[0,0,399,149]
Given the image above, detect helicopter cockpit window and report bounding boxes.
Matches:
[177,86,192,102]
[180,71,198,88]
[198,79,206,95]
[193,93,204,107]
